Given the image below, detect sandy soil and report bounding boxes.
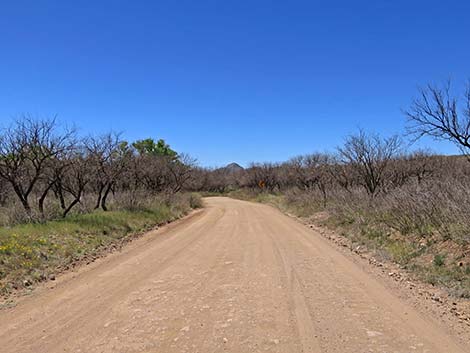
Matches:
[0,197,467,352]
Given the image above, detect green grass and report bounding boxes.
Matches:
[433,254,446,267]
[411,263,470,298]
[0,198,196,297]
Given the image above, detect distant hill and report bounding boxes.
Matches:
[220,162,244,174]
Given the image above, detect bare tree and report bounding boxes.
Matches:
[166,154,197,193]
[194,167,231,193]
[406,80,470,159]
[338,130,402,198]
[327,155,356,193]
[245,163,282,191]
[385,150,435,189]
[128,154,170,193]
[86,133,128,211]
[38,154,71,217]
[54,145,93,217]
[286,154,333,206]
[0,117,74,216]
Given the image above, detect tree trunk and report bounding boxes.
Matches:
[21,198,32,215]
[63,197,80,218]
[54,182,67,211]
[320,185,327,208]
[38,183,54,217]
[12,184,32,215]
[94,184,104,209]
[101,184,112,211]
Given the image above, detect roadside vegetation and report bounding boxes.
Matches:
[0,117,202,298]
[196,81,470,298]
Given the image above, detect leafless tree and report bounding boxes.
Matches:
[385,150,435,190]
[86,133,128,211]
[166,154,197,193]
[286,154,333,206]
[338,130,402,198]
[194,167,231,193]
[245,162,282,191]
[55,146,94,217]
[130,154,170,193]
[406,80,470,159]
[327,155,356,193]
[0,117,74,216]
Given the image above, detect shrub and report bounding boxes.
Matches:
[433,254,446,267]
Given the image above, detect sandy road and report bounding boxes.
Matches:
[0,197,467,353]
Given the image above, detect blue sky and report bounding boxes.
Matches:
[1,0,469,166]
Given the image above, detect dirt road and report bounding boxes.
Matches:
[0,197,467,352]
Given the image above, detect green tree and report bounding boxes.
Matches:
[132,138,177,158]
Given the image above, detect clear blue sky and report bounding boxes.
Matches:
[1,0,469,166]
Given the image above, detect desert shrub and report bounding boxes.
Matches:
[111,190,156,211]
[188,193,203,209]
[284,188,323,216]
[381,178,470,242]
[433,254,446,267]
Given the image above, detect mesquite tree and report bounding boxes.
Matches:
[406,80,470,159]
[0,117,74,216]
[338,130,402,198]
[86,133,129,211]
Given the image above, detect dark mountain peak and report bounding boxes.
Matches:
[221,162,244,174]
